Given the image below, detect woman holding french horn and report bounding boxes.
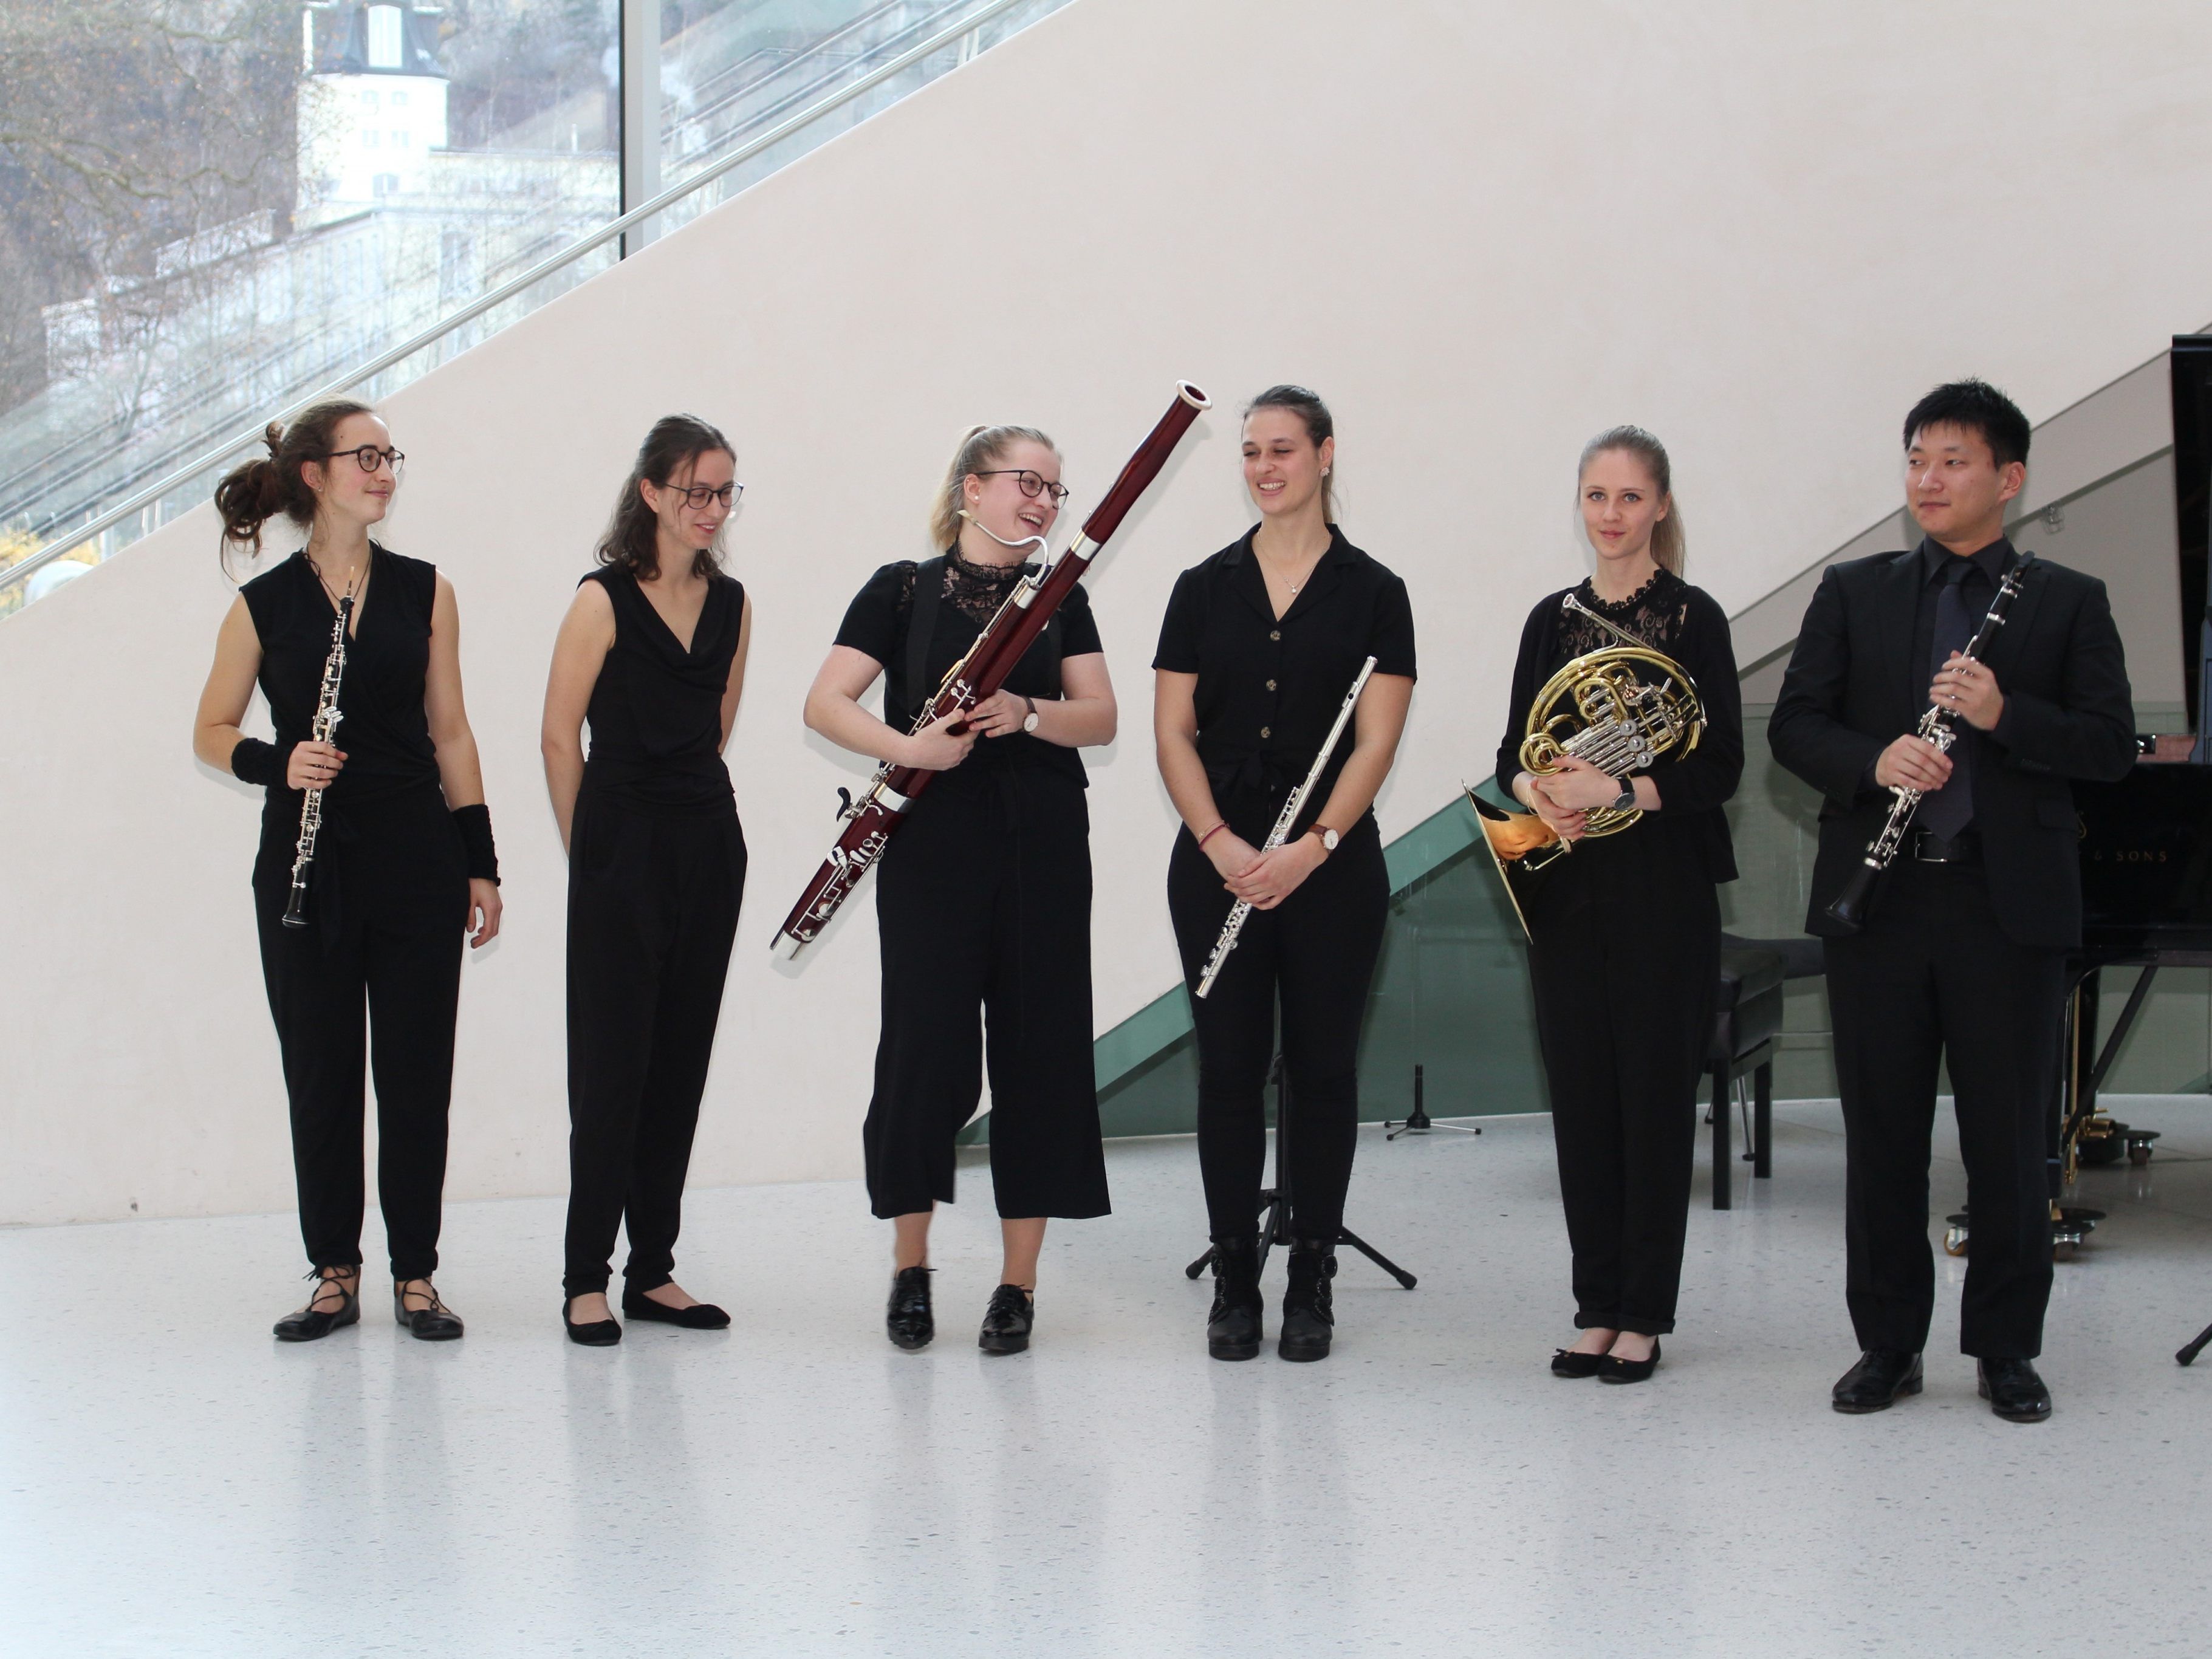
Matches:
[1496,426,1741,1384]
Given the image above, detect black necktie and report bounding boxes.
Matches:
[1918,559,1979,839]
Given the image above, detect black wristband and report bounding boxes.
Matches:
[231,737,285,787]
[451,803,500,884]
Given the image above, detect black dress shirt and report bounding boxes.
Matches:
[1152,526,1416,815]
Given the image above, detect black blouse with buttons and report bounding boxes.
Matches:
[1152,526,1416,830]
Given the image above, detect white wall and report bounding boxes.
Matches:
[9,0,2212,1225]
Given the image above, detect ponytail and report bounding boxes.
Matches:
[1578,424,1685,575]
[213,399,375,570]
[928,422,1057,551]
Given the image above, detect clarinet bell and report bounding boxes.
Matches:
[1825,863,1877,933]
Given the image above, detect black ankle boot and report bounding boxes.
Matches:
[886,1266,934,1350]
[1278,1236,1337,1362]
[1206,1234,1264,1361]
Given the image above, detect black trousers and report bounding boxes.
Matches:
[1824,861,2064,1358]
[863,766,1109,1220]
[564,792,746,1297]
[1167,810,1388,1243]
[1524,836,1718,1336]
[253,787,467,1281]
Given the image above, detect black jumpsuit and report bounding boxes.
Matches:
[563,566,748,1299]
[1496,569,1742,1336]
[835,553,1111,1222]
[242,546,468,1282]
[1155,528,1417,1245]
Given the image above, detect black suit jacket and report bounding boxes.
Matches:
[1768,548,2135,948]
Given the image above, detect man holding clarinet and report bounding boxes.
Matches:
[1770,379,2135,1423]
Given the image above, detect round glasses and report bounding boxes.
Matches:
[973,468,1070,506]
[322,445,405,479]
[663,481,744,510]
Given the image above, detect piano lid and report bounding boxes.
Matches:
[2076,761,2212,959]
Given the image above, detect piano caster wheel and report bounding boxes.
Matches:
[2126,1129,2161,1167]
[2052,1205,2104,1260]
[1944,1214,1971,1257]
[2077,1121,2129,1168]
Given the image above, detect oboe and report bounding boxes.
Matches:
[281,593,353,929]
[1195,655,1377,999]
[1825,553,2032,932]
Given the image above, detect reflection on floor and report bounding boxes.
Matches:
[3,1099,2209,1658]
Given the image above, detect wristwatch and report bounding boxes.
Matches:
[1609,776,1637,812]
[1021,696,1041,734]
[1308,824,1340,855]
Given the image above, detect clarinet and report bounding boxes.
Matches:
[281,594,353,929]
[1194,656,1377,999]
[1825,554,2033,932]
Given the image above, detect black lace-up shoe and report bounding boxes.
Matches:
[394,1281,464,1341]
[1278,1237,1337,1362]
[1831,1349,1922,1412]
[978,1284,1034,1354]
[273,1268,360,1343]
[1977,1357,2052,1423]
[1207,1234,1264,1361]
[886,1266,934,1351]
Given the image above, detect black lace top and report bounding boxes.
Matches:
[1495,566,1744,886]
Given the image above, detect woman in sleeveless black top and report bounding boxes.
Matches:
[194,402,503,1344]
[543,417,752,1346]
[803,423,1115,1356]
[1496,429,1741,1384]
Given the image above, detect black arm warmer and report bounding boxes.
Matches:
[451,803,500,884]
[230,737,286,787]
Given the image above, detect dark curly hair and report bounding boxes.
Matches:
[211,399,377,567]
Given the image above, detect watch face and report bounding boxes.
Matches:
[1022,711,1041,733]
[1320,827,1339,850]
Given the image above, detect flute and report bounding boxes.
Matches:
[1194,655,1376,998]
[281,594,352,929]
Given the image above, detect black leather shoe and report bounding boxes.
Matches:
[1977,1357,2053,1423]
[394,1281,464,1341]
[1552,1347,1604,1378]
[622,1291,731,1330]
[273,1268,360,1343]
[563,1297,621,1346]
[1206,1234,1264,1361]
[1832,1349,1923,1412]
[978,1284,1034,1354]
[886,1266,934,1350]
[1278,1237,1337,1362]
[1598,1339,1662,1384]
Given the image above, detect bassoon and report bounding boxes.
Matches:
[773,380,1211,958]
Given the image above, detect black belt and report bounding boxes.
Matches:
[1911,827,1981,865]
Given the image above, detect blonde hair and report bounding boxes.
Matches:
[1578,424,1685,575]
[929,423,1058,550]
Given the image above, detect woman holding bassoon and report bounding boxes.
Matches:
[1498,426,1741,1384]
[1154,385,1416,1364]
[802,423,1116,1355]
[193,400,502,1343]
[543,415,752,1347]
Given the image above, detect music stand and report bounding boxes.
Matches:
[1386,1063,1482,1140]
[1183,1053,1417,1290]
[2178,1319,2212,1366]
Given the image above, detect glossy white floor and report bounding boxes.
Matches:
[4,1100,2209,1658]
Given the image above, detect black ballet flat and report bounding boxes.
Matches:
[273,1268,360,1343]
[621,1291,731,1330]
[978,1284,1034,1355]
[1597,1339,1662,1384]
[563,1297,621,1347]
[1551,1348,1605,1378]
[394,1281,464,1341]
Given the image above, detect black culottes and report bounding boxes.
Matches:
[863,768,1109,1220]
[564,791,746,1297]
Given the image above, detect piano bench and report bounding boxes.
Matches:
[1707,947,1785,1210]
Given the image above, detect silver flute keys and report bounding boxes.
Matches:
[1194,655,1377,999]
[281,593,353,929]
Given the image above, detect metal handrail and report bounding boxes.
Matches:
[1,0,1029,597]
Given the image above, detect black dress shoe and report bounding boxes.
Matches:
[1278,1237,1337,1362]
[394,1282,464,1341]
[1977,1357,2053,1423]
[273,1269,360,1343]
[978,1284,1034,1355]
[563,1297,621,1347]
[886,1266,934,1350]
[1832,1349,1923,1412]
[1207,1234,1264,1362]
[1551,1347,1605,1378]
[621,1291,731,1330]
[1598,1339,1662,1384]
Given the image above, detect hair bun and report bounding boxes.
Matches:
[262,421,284,459]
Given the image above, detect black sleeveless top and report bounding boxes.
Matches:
[580,566,745,813]
[239,544,442,819]
[832,552,1104,790]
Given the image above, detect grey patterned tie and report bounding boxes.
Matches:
[1917,559,1979,840]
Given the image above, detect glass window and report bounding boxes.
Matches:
[367,6,403,70]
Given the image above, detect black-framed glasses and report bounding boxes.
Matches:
[322,445,405,477]
[663,481,744,510]
[973,468,1070,505]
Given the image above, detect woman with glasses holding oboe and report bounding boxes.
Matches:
[803,423,1116,1356]
[193,400,502,1343]
[544,416,752,1347]
[1154,385,1415,1364]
